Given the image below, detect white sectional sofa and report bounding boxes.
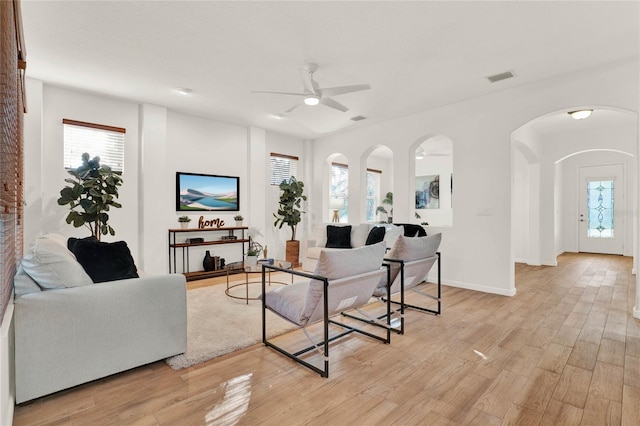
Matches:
[301,223,406,272]
[13,234,187,403]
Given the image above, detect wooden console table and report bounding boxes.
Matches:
[168,227,248,281]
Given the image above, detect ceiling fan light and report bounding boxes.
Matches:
[415,148,425,160]
[568,109,593,120]
[304,94,320,106]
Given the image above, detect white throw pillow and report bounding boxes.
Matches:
[21,236,93,290]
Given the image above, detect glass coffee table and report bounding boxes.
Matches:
[225,259,293,304]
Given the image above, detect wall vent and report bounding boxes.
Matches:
[350,115,366,122]
[487,70,516,83]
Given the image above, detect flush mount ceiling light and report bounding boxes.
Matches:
[568,109,593,120]
[303,94,320,106]
[415,147,425,160]
[176,87,193,95]
[271,113,285,120]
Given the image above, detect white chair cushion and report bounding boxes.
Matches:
[21,236,93,290]
[388,233,442,262]
[383,225,404,248]
[264,280,310,326]
[300,242,386,324]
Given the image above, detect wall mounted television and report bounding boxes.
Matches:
[176,172,239,212]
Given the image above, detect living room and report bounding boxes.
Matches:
[2,1,640,424]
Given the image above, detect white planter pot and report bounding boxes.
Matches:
[180,222,189,229]
[235,220,243,227]
[245,255,258,267]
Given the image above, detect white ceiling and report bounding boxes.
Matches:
[20,1,640,140]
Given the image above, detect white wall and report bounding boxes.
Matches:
[311,59,639,296]
[23,80,307,275]
[24,82,141,258]
[0,301,14,426]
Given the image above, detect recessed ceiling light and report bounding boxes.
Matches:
[415,148,425,160]
[176,88,193,95]
[568,109,593,120]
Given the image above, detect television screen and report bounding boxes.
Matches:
[176,172,239,211]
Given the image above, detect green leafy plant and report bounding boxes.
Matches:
[273,176,307,241]
[233,214,244,221]
[247,248,259,256]
[376,192,393,223]
[57,153,123,240]
[178,215,191,223]
[376,191,422,223]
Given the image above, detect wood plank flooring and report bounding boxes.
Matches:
[13,252,640,425]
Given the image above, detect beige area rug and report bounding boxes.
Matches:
[166,277,298,370]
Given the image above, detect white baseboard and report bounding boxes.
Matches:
[542,260,558,267]
[429,275,516,297]
[1,300,15,426]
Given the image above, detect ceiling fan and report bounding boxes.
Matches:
[252,63,371,113]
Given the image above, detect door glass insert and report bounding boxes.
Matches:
[587,180,614,238]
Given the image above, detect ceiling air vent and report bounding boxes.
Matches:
[350,115,366,122]
[487,70,516,83]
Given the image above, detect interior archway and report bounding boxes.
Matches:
[412,135,453,227]
[361,145,393,223]
[510,106,637,283]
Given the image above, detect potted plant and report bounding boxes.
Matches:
[376,192,393,223]
[246,247,259,267]
[57,153,123,240]
[234,214,244,227]
[178,215,191,229]
[273,176,307,266]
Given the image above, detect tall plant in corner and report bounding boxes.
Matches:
[57,153,123,240]
[273,177,307,265]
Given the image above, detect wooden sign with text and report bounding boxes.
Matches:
[198,216,225,229]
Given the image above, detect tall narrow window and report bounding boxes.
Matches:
[366,169,381,222]
[63,119,126,172]
[587,180,614,238]
[330,163,349,222]
[270,153,298,185]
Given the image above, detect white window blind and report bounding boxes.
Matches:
[63,119,126,172]
[366,168,381,222]
[330,163,349,222]
[270,153,298,185]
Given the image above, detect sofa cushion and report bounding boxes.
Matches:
[21,236,93,290]
[301,242,385,323]
[325,225,352,248]
[351,224,372,248]
[70,239,139,283]
[365,226,386,245]
[67,236,98,252]
[13,265,42,298]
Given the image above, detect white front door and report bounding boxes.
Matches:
[578,164,624,255]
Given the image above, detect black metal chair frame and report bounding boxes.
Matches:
[261,263,392,378]
[342,251,441,335]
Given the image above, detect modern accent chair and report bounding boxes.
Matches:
[261,242,390,377]
[343,233,441,335]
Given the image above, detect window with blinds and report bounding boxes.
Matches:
[1,0,25,324]
[366,169,381,222]
[270,153,298,185]
[330,163,349,222]
[63,119,126,172]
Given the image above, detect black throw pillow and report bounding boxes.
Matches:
[365,226,386,245]
[70,239,139,283]
[67,236,98,252]
[325,225,352,249]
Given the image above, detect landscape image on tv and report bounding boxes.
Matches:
[176,172,239,211]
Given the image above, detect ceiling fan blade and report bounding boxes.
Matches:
[251,90,306,96]
[318,84,371,98]
[320,97,349,112]
[285,102,301,113]
[298,69,317,95]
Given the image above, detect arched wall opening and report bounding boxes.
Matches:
[361,145,393,224]
[510,106,637,282]
[410,134,454,227]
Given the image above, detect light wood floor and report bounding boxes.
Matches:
[14,253,640,425]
